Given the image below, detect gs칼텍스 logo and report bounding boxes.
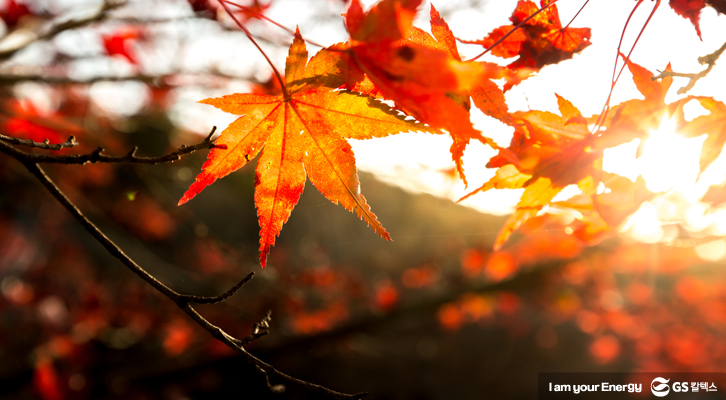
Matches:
[652,377,670,397]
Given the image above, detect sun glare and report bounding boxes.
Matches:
[602,115,726,255]
[603,116,705,194]
[639,117,705,193]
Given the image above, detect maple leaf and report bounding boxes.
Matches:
[670,96,726,175]
[463,94,603,249]
[488,94,600,187]
[552,174,655,245]
[670,0,706,38]
[179,29,432,267]
[590,56,673,153]
[404,4,514,182]
[338,0,509,183]
[669,0,726,38]
[460,0,592,90]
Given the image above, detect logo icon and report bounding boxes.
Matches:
[652,377,670,397]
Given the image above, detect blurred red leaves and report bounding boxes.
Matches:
[0,0,32,28]
[401,265,438,288]
[291,301,349,335]
[163,319,195,356]
[590,335,620,364]
[373,280,399,311]
[112,193,176,241]
[33,357,63,400]
[103,28,143,64]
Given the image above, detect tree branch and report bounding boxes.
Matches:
[0,133,77,150]
[240,310,272,345]
[652,39,726,94]
[0,134,368,399]
[0,126,226,165]
[185,272,255,304]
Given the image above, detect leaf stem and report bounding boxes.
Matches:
[564,0,590,30]
[222,0,326,48]
[592,0,660,133]
[218,0,289,99]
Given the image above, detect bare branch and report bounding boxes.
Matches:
[0,126,226,165]
[0,134,77,150]
[184,272,255,304]
[256,364,287,394]
[0,1,124,59]
[652,40,726,94]
[240,310,272,345]
[0,133,369,399]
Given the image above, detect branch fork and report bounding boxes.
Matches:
[0,128,366,399]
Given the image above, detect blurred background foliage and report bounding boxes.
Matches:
[2,0,726,399]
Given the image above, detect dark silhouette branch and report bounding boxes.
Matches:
[652,39,726,94]
[241,310,272,345]
[256,364,287,394]
[0,126,226,165]
[186,272,256,304]
[0,134,77,150]
[0,132,368,399]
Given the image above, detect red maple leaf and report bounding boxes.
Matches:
[460,0,592,90]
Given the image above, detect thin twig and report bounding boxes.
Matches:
[240,310,272,345]
[591,0,660,133]
[256,364,286,394]
[0,134,368,400]
[222,0,326,48]
[652,40,726,94]
[187,272,255,304]
[218,0,288,99]
[0,134,77,150]
[0,126,226,165]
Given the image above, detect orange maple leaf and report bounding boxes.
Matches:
[179,29,432,267]
[462,94,603,249]
[670,96,726,175]
[339,0,508,184]
[460,0,592,90]
[591,57,673,153]
[552,174,655,245]
[406,4,515,181]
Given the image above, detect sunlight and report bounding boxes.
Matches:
[602,116,705,194]
[607,116,713,242]
[638,117,705,193]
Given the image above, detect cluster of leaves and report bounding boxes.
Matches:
[180,0,726,268]
[180,0,597,266]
